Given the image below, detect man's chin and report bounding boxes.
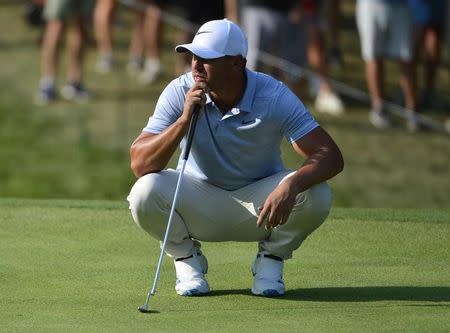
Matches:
[193,76,207,83]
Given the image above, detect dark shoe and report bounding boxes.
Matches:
[35,84,56,105]
[61,82,92,102]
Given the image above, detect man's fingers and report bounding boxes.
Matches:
[266,210,276,229]
[258,202,291,229]
[267,207,291,229]
[256,206,267,228]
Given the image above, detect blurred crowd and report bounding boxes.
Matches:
[25,0,450,132]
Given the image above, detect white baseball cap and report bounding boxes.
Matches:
[175,19,248,59]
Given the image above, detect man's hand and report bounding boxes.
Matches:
[182,82,207,122]
[256,180,297,230]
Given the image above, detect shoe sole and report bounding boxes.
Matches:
[177,288,209,296]
[251,288,284,297]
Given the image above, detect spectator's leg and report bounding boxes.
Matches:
[66,18,85,84]
[36,18,64,103]
[423,24,443,94]
[366,58,392,129]
[143,3,162,60]
[399,59,419,131]
[129,10,144,60]
[327,0,343,67]
[307,24,330,93]
[306,9,344,115]
[41,19,64,81]
[412,23,424,104]
[127,10,145,74]
[399,60,416,111]
[139,2,162,84]
[60,16,92,102]
[365,58,384,111]
[94,0,116,73]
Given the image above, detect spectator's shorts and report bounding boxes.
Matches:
[44,0,94,21]
[409,0,447,26]
[356,0,412,61]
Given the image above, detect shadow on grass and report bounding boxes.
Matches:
[285,286,450,302]
[209,287,450,302]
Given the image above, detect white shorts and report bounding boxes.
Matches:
[241,6,291,70]
[128,170,332,260]
[356,0,413,61]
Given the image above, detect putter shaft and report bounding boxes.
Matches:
[138,105,200,313]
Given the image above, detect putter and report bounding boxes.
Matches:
[138,105,201,313]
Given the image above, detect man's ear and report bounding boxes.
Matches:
[232,56,246,70]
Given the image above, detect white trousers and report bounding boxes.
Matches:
[127,170,332,260]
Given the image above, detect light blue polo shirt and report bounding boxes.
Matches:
[143,69,319,190]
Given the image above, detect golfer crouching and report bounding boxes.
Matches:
[128,19,344,297]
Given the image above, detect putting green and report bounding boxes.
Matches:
[1,199,449,332]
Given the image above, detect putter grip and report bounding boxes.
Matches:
[182,104,201,161]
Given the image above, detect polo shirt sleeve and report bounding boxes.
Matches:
[142,79,186,134]
[277,86,319,143]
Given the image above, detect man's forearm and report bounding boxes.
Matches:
[289,147,344,194]
[130,118,190,177]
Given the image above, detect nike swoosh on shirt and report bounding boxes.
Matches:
[236,118,262,130]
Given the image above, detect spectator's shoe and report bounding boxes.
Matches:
[139,58,161,85]
[95,54,114,74]
[406,111,420,133]
[126,56,143,76]
[369,110,391,129]
[174,251,209,296]
[60,82,92,103]
[251,253,285,297]
[444,119,450,134]
[35,84,56,105]
[314,91,344,115]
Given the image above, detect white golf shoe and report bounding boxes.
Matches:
[369,110,391,129]
[139,58,162,85]
[314,91,344,116]
[174,251,209,296]
[251,253,285,297]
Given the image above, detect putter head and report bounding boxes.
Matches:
[138,305,158,314]
[138,304,150,313]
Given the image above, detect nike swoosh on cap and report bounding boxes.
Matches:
[196,31,213,35]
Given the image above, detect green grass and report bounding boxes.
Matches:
[1,199,449,332]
